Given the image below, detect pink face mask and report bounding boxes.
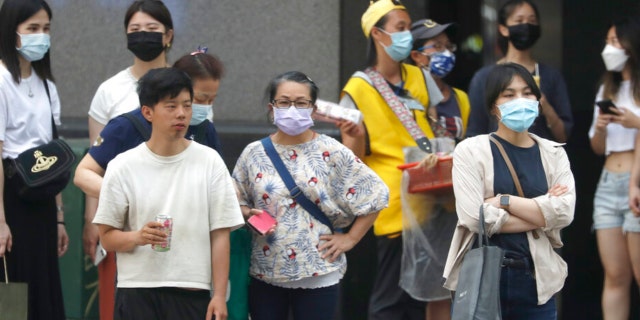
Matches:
[273,106,314,136]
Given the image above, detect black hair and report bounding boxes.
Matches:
[484,63,541,113]
[264,71,319,105]
[0,0,53,83]
[497,0,540,55]
[137,68,193,109]
[124,0,174,46]
[172,52,224,81]
[602,15,640,105]
[366,15,389,67]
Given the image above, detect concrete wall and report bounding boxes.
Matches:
[41,0,340,130]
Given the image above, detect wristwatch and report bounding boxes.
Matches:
[500,195,510,209]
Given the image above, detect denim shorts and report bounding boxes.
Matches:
[593,170,640,233]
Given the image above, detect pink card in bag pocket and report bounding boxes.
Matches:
[247,211,277,235]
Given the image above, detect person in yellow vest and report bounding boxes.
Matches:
[337,1,449,319]
[399,18,471,320]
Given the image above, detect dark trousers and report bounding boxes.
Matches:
[2,172,65,320]
[114,287,211,320]
[248,277,339,320]
[500,259,557,320]
[368,235,426,320]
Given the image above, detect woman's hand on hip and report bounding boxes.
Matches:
[318,233,357,263]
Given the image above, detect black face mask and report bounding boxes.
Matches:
[507,23,541,50]
[127,31,165,62]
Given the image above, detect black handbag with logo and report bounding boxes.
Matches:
[3,80,76,200]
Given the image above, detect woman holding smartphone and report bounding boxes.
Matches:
[232,71,389,320]
[589,15,640,320]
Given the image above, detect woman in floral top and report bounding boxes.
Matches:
[232,71,389,320]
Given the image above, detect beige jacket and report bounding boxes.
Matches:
[442,134,575,305]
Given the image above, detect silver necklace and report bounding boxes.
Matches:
[23,76,34,98]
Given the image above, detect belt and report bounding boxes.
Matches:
[501,257,530,269]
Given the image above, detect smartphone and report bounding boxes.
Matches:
[247,210,277,236]
[93,242,107,266]
[596,99,617,115]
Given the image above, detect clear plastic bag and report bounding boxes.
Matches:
[399,147,457,301]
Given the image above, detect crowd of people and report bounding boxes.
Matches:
[0,0,638,319]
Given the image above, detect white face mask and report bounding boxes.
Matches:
[601,44,629,72]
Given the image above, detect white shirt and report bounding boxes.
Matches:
[0,65,61,159]
[88,67,139,125]
[94,142,245,289]
[588,81,640,155]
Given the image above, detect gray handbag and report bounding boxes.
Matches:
[0,257,28,320]
[451,205,504,320]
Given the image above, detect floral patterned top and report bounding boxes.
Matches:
[232,134,389,284]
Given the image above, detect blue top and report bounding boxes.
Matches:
[89,108,222,169]
[489,134,547,259]
[466,63,573,141]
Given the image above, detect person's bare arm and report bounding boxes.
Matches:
[630,132,640,216]
[97,222,165,252]
[0,142,12,257]
[338,120,366,159]
[206,227,230,320]
[73,153,105,198]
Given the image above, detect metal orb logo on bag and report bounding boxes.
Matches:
[30,150,58,173]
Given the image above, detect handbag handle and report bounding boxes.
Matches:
[477,205,490,248]
[3,256,8,284]
[489,135,524,197]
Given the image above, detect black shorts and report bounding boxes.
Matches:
[114,287,211,320]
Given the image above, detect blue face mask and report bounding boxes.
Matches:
[498,98,539,132]
[379,29,413,62]
[429,50,456,78]
[190,103,211,125]
[16,33,50,62]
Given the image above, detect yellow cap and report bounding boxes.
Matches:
[361,0,406,38]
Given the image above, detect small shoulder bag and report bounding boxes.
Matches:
[4,80,76,200]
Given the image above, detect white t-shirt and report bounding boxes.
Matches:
[88,67,139,125]
[0,65,61,159]
[588,81,640,155]
[93,141,245,290]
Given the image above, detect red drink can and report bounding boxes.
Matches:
[153,215,173,252]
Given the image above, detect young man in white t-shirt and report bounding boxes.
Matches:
[93,68,244,320]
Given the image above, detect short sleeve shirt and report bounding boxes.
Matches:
[232,134,389,283]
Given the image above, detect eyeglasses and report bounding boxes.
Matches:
[271,99,314,109]
[418,42,457,53]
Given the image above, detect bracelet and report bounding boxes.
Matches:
[57,221,65,225]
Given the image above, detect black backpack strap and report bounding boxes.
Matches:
[121,111,151,141]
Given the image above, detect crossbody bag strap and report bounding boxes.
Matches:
[260,137,334,233]
[364,67,432,153]
[42,79,58,139]
[489,135,524,198]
